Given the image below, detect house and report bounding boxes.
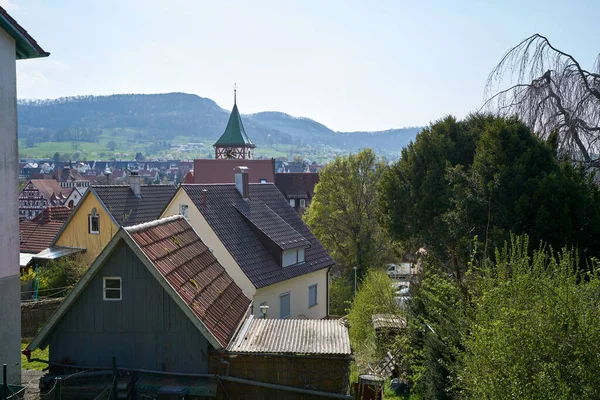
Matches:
[274,172,320,214]
[52,164,90,189]
[64,186,88,209]
[0,4,49,385]
[25,215,251,377]
[20,206,71,255]
[51,173,176,265]
[19,179,71,219]
[161,167,335,320]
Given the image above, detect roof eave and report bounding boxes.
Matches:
[0,11,49,59]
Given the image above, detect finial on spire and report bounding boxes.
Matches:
[233,82,237,105]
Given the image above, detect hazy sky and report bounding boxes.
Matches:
[4,0,600,131]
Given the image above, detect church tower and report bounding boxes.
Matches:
[214,87,255,160]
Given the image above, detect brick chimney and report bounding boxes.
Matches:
[235,166,249,199]
[129,171,141,198]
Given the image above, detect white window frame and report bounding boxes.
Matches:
[89,214,100,234]
[103,277,122,301]
[179,204,189,219]
[309,284,318,308]
[280,292,291,319]
[289,199,296,207]
[300,199,306,208]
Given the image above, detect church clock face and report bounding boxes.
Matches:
[225,148,238,159]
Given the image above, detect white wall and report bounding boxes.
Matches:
[254,268,328,319]
[0,28,17,280]
[0,27,20,385]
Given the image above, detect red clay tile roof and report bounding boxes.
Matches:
[193,159,274,184]
[126,216,250,347]
[31,206,71,223]
[26,179,69,200]
[181,184,335,288]
[20,207,71,253]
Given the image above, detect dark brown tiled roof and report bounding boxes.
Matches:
[235,201,310,250]
[92,184,176,227]
[182,184,335,288]
[274,172,320,199]
[126,216,250,347]
[20,207,71,253]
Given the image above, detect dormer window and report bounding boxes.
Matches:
[89,208,100,234]
[282,247,305,267]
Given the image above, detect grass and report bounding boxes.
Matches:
[21,341,48,371]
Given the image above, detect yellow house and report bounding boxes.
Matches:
[52,177,176,265]
[161,169,335,319]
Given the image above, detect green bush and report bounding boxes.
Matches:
[329,276,354,316]
[37,257,86,296]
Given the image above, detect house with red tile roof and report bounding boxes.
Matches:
[19,206,71,254]
[19,179,72,220]
[26,215,251,375]
[161,167,335,320]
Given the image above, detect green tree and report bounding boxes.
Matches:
[348,269,399,372]
[380,115,600,274]
[135,152,145,162]
[304,149,392,282]
[53,152,60,163]
[106,140,117,151]
[459,237,600,399]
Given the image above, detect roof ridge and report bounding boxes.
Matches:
[124,215,183,233]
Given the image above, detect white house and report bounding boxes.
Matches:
[0,6,48,385]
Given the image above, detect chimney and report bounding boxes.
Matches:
[202,188,207,207]
[235,166,249,199]
[129,170,141,198]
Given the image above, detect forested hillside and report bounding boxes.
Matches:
[17,93,420,161]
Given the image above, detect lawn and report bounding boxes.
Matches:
[21,341,48,371]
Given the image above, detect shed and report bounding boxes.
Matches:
[26,215,251,379]
[210,316,352,399]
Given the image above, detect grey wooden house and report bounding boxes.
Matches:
[25,215,251,375]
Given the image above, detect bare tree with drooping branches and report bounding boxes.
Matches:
[484,34,600,167]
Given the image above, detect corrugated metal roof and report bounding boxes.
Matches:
[34,246,84,260]
[372,314,406,330]
[20,253,34,267]
[228,316,351,355]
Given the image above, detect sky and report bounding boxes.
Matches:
[3,0,600,132]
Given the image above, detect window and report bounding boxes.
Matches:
[309,284,318,308]
[89,208,100,234]
[289,199,296,207]
[280,292,290,319]
[103,277,121,301]
[300,199,306,208]
[260,178,267,184]
[282,248,306,267]
[179,204,189,219]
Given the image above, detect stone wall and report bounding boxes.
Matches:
[21,298,63,339]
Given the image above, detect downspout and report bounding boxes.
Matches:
[326,266,332,318]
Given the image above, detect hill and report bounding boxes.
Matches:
[17,93,420,162]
